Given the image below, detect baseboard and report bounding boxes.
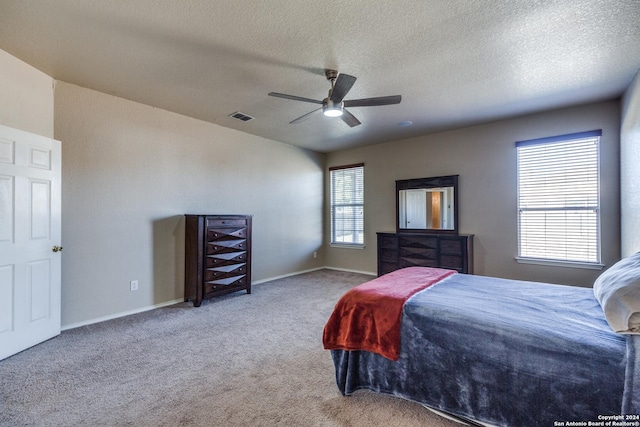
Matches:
[61,298,184,331]
[323,266,377,276]
[62,267,375,331]
[253,266,376,284]
[252,266,326,284]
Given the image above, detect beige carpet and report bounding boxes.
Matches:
[0,269,460,426]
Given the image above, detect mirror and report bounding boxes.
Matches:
[396,175,458,234]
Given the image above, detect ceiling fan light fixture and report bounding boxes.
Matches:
[323,107,343,117]
[323,100,343,117]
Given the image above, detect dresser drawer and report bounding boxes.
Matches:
[399,247,437,259]
[206,218,248,227]
[399,257,438,268]
[379,261,398,275]
[205,264,247,281]
[440,239,463,253]
[379,248,398,262]
[205,275,247,294]
[206,240,248,254]
[207,227,246,241]
[399,235,437,248]
[206,252,247,268]
[379,234,397,249]
[439,254,463,270]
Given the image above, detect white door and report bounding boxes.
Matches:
[0,124,61,361]
[405,189,427,229]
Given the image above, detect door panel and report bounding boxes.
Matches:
[0,264,13,333]
[31,180,51,239]
[0,124,61,361]
[0,175,12,241]
[29,259,51,321]
[406,189,427,229]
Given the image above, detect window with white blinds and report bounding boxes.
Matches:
[516,130,601,266]
[330,164,364,247]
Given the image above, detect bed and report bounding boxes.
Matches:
[323,256,640,427]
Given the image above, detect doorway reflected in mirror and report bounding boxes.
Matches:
[398,187,454,230]
[396,175,458,234]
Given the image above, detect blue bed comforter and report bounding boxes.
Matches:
[331,273,640,426]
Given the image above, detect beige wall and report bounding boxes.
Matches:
[55,82,325,327]
[0,49,54,137]
[0,47,326,328]
[326,101,621,287]
[621,69,640,257]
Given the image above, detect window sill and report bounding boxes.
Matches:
[330,243,365,250]
[515,256,604,270]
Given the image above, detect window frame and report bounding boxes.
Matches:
[515,130,604,270]
[329,163,365,249]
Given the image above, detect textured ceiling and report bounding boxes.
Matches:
[1,0,639,153]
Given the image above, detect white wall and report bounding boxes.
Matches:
[55,82,325,327]
[326,101,621,287]
[621,69,640,257]
[0,49,54,137]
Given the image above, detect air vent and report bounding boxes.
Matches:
[229,111,255,122]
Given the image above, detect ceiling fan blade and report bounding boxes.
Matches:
[268,92,323,105]
[340,109,361,127]
[290,108,322,124]
[330,74,357,103]
[344,95,402,108]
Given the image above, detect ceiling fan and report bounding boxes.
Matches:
[268,69,401,127]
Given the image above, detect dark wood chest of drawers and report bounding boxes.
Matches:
[184,215,252,307]
[377,232,473,276]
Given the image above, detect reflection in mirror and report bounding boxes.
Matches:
[398,187,454,230]
[396,175,458,234]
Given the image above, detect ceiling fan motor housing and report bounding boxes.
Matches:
[323,98,344,116]
[325,69,339,80]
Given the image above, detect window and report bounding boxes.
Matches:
[516,130,601,267]
[330,164,364,247]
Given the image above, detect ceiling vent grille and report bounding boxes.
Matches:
[229,111,255,122]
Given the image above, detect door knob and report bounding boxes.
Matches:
[52,246,63,253]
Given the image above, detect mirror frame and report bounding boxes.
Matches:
[396,175,459,234]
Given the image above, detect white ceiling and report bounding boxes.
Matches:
[1,1,639,153]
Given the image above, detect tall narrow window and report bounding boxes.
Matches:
[330,164,364,247]
[516,130,601,267]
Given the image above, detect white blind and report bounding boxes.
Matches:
[516,130,601,264]
[330,164,364,245]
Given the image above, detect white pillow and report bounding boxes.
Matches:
[593,252,640,334]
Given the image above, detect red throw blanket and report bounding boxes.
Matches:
[323,267,456,361]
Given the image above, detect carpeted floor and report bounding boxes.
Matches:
[0,269,460,426]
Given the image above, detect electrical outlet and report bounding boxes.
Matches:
[313,251,317,259]
[130,280,139,291]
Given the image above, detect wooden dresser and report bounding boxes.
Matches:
[184,214,252,307]
[377,232,473,276]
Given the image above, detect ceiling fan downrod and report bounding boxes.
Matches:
[324,69,343,116]
[325,69,338,97]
